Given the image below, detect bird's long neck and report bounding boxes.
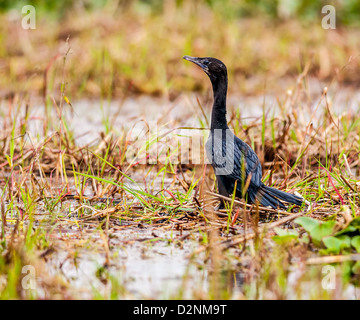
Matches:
[210,76,228,130]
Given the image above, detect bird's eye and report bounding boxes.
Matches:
[203,60,210,66]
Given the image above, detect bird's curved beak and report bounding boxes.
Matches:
[183,56,208,73]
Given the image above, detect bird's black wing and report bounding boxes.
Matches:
[234,136,262,187]
[225,136,263,201]
[206,131,263,195]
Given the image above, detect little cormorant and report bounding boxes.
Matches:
[183,55,303,210]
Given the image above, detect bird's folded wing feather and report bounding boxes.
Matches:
[228,137,263,188]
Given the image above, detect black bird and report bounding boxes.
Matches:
[183,56,303,210]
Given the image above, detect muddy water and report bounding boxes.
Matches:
[46,228,211,299]
[39,217,360,299]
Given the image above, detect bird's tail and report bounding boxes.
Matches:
[255,184,303,210]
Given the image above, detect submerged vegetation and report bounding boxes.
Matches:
[0,0,360,299]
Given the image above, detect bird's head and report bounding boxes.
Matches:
[183,56,227,84]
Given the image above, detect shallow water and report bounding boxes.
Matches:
[36,218,227,299]
[45,228,205,299]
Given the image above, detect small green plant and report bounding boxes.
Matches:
[295,212,360,255]
[272,227,300,245]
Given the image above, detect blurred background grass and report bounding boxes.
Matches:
[0,0,359,99]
